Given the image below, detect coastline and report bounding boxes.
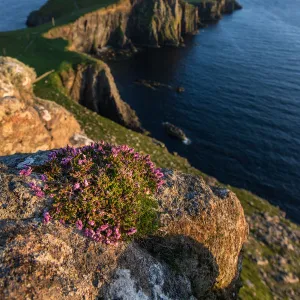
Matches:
[0,0,299,299]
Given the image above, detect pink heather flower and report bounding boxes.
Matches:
[35,190,45,198]
[48,151,57,160]
[84,179,89,187]
[43,212,51,224]
[114,227,121,240]
[61,157,72,165]
[59,219,65,225]
[158,179,165,186]
[73,183,80,190]
[28,182,36,189]
[19,167,32,176]
[76,220,83,230]
[99,224,109,231]
[106,229,112,237]
[78,159,86,165]
[88,220,95,226]
[89,229,95,238]
[84,228,89,237]
[40,174,47,181]
[127,228,137,236]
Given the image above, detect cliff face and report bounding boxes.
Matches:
[195,0,242,23]
[0,151,248,299]
[0,57,92,156]
[45,0,199,52]
[59,62,143,132]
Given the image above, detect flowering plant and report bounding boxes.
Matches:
[20,142,164,245]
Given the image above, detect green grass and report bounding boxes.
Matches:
[0,0,119,76]
[239,257,273,300]
[32,0,118,20]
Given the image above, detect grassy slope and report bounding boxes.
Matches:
[0,0,297,299]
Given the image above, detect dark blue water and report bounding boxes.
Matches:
[0,0,46,32]
[108,0,300,222]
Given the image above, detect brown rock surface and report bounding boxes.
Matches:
[0,57,91,156]
[45,0,199,52]
[0,151,248,299]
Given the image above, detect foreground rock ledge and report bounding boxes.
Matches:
[0,151,248,299]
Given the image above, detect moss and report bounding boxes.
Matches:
[239,257,273,300]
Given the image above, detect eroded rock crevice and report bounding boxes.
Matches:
[59,62,143,132]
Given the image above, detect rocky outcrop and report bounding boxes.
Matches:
[29,0,242,40]
[195,0,242,23]
[163,121,189,142]
[59,62,143,132]
[0,151,248,299]
[26,10,52,27]
[45,0,199,52]
[0,57,91,156]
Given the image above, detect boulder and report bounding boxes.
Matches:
[0,151,248,299]
[163,122,189,142]
[0,57,91,156]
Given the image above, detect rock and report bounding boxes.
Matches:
[194,0,242,24]
[59,62,143,133]
[0,56,35,99]
[69,133,94,147]
[157,170,248,291]
[26,10,52,27]
[45,0,199,51]
[163,122,189,142]
[256,257,269,266]
[0,57,90,156]
[151,138,165,148]
[0,151,248,299]
[134,79,172,90]
[280,273,299,284]
[176,86,185,93]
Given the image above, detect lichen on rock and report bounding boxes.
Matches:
[0,150,248,299]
